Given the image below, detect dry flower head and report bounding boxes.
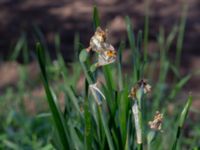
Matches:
[95,44,117,67]
[138,79,151,94]
[149,111,163,131]
[86,26,117,67]
[129,79,151,99]
[87,27,108,52]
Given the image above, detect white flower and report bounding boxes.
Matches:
[87,27,107,52]
[95,44,117,67]
[86,27,117,67]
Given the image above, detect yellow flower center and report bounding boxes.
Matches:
[106,50,116,57]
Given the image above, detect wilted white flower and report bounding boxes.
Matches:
[129,79,151,99]
[86,26,117,67]
[95,44,117,67]
[149,111,163,131]
[87,27,107,53]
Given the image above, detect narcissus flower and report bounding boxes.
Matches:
[86,26,117,67]
[149,111,163,131]
[87,27,108,53]
[95,44,117,67]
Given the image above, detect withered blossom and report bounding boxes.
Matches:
[86,26,117,67]
[128,86,137,99]
[87,27,108,53]
[95,44,117,67]
[138,79,151,94]
[129,79,151,99]
[149,111,163,131]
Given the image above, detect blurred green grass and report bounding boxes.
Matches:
[0,5,199,150]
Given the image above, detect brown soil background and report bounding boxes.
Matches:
[0,0,200,111]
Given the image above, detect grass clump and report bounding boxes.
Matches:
[0,5,198,150]
[35,6,195,150]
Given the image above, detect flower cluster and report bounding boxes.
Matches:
[86,27,117,67]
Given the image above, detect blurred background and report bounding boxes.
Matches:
[0,0,200,148]
[1,0,200,109]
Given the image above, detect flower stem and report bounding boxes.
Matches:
[132,101,143,149]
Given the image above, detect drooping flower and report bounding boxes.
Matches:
[129,86,137,99]
[86,27,108,53]
[148,111,163,131]
[95,44,117,67]
[138,79,151,94]
[86,27,117,67]
[129,79,151,99]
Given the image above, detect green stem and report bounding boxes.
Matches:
[99,106,115,150]
[80,51,115,150]
[175,3,188,71]
[144,0,150,62]
[137,143,143,150]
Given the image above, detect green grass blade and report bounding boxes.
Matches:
[93,6,100,29]
[172,95,192,150]
[175,3,188,70]
[89,82,115,150]
[55,32,61,53]
[79,49,94,84]
[102,65,117,117]
[111,128,120,150]
[3,140,21,150]
[143,0,150,62]
[36,43,69,149]
[69,125,84,150]
[124,112,131,150]
[74,32,80,60]
[125,16,135,52]
[103,65,115,90]
[125,16,138,82]
[84,81,92,150]
[169,74,191,100]
[179,95,192,127]
[136,30,143,78]
[10,34,25,61]
[117,41,125,91]
[118,88,130,147]
[22,37,29,64]
[98,107,115,150]
[54,38,82,115]
[166,26,178,51]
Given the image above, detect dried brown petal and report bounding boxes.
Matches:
[149,111,163,131]
[88,27,107,53]
[137,79,151,94]
[129,79,151,99]
[128,86,137,99]
[96,52,117,67]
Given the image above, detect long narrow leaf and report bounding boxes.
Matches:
[84,80,92,150]
[117,41,125,90]
[172,95,192,150]
[93,6,100,29]
[36,43,69,149]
